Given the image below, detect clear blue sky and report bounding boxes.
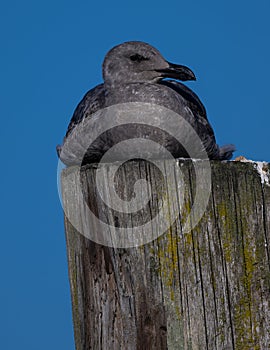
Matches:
[1,0,269,349]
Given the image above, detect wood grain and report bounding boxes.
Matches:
[61,160,270,350]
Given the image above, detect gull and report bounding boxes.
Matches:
[57,41,235,165]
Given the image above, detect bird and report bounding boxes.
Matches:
[57,41,235,165]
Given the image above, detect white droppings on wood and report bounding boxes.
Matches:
[234,156,270,185]
[255,161,270,185]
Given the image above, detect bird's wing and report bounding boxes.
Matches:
[158,80,207,121]
[56,83,106,163]
[65,83,106,137]
[158,80,235,160]
[158,80,222,159]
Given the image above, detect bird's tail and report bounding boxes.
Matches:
[219,144,236,160]
[56,144,62,158]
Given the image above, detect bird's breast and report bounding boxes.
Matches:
[105,83,187,116]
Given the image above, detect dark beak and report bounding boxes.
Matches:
[156,61,196,81]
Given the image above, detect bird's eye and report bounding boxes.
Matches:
[129,54,149,62]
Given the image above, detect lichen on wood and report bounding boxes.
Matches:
[61,159,270,350]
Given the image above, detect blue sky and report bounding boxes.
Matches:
[1,0,269,349]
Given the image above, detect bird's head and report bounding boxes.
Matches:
[102,41,196,87]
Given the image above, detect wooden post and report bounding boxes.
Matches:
[61,159,270,349]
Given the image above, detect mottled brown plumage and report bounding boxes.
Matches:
[57,41,235,165]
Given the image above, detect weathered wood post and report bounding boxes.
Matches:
[61,159,270,349]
